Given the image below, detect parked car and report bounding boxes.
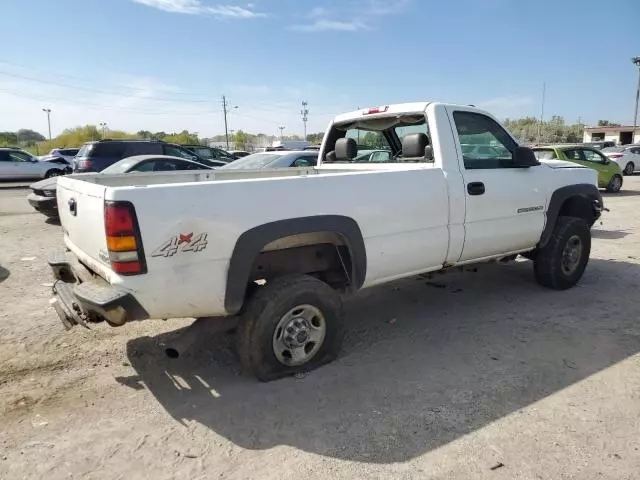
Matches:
[532,145,623,192]
[182,145,235,163]
[582,141,616,150]
[354,149,392,163]
[229,150,251,158]
[0,148,67,180]
[50,101,602,381]
[40,156,73,174]
[73,140,225,173]
[28,155,211,218]
[49,148,80,163]
[219,151,318,169]
[602,145,640,175]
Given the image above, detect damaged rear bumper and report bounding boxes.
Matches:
[48,250,148,329]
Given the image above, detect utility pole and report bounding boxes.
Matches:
[300,101,309,141]
[278,125,285,140]
[42,108,52,139]
[222,95,238,149]
[99,122,107,139]
[632,57,640,143]
[222,95,230,149]
[537,82,546,145]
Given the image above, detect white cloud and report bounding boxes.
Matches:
[290,19,368,32]
[476,95,535,118]
[478,95,534,110]
[363,0,410,16]
[132,0,265,18]
[309,7,328,17]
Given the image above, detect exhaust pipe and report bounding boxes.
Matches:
[164,317,238,358]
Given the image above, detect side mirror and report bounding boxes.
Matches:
[513,146,540,168]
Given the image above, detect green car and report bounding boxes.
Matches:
[532,145,623,193]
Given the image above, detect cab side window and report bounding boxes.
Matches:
[453,111,517,169]
[9,151,33,162]
[582,149,606,163]
[564,149,585,162]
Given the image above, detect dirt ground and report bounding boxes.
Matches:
[1,180,639,480]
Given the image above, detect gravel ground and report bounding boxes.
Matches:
[0,180,639,479]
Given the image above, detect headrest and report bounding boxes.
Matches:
[335,138,357,160]
[402,133,430,158]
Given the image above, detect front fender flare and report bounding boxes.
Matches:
[539,183,602,248]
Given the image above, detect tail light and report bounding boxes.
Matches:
[608,154,623,159]
[104,201,147,275]
[363,105,389,115]
[77,159,93,170]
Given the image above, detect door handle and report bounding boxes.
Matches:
[467,182,485,195]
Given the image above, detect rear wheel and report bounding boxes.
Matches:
[534,216,590,290]
[236,274,345,381]
[606,174,623,193]
[624,162,634,176]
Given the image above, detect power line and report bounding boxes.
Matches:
[0,58,211,99]
[0,88,221,115]
[0,70,216,104]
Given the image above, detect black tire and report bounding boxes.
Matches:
[534,216,591,290]
[236,274,345,382]
[520,250,538,261]
[45,169,62,178]
[605,174,623,193]
[624,162,634,176]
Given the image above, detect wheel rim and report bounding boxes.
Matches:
[561,235,583,275]
[272,304,326,366]
[612,176,621,191]
[625,163,634,175]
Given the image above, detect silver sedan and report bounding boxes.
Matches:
[0,148,67,180]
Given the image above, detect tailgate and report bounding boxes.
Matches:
[57,176,109,269]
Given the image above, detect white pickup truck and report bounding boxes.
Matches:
[50,102,603,381]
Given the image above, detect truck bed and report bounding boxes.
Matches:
[69,163,435,188]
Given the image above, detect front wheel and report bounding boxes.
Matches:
[605,174,623,193]
[236,274,345,381]
[534,216,591,290]
[45,169,62,178]
[624,162,634,175]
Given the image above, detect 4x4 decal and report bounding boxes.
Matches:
[152,232,208,258]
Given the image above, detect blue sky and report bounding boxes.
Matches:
[1,0,639,137]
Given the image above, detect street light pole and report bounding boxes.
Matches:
[632,57,640,143]
[300,101,309,141]
[278,125,285,140]
[99,122,107,139]
[42,108,52,140]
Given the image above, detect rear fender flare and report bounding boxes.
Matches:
[225,215,366,315]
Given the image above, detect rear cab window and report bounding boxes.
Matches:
[323,113,429,163]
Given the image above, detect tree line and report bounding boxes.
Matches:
[0,117,619,155]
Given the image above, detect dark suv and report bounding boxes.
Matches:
[74,140,226,172]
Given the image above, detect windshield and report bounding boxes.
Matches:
[220,153,283,169]
[191,147,213,159]
[100,159,136,174]
[77,144,94,157]
[602,147,625,153]
[532,149,557,160]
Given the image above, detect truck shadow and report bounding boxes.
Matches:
[118,258,640,463]
[0,265,9,283]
